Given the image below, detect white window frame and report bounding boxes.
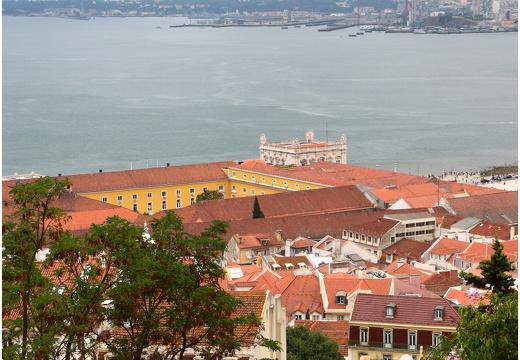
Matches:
[132,204,138,212]
[408,331,417,350]
[102,197,108,203]
[176,199,181,208]
[147,202,152,213]
[383,329,392,348]
[432,332,441,347]
[117,195,123,202]
[162,191,167,197]
[132,194,138,201]
[360,328,368,345]
[176,189,181,197]
[162,200,167,210]
[147,192,152,198]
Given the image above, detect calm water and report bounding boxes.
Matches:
[3,16,518,177]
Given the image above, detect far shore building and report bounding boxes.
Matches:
[259,130,347,166]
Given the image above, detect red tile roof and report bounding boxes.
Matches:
[428,237,470,257]
[281,274,322,318]
[59,161,236,193]
[444,191,518,224]
[444,286,491,307]
[351,293,460,328]
[175,185,373,223]
[383,238,432,261]
[323,278,393,309]
[233,160,433,188]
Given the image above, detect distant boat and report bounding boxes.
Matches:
[349,34,357,37]
[155,26,161,29]
[281,26,289,29]
[294,25,301,28]
[357,32,364,35]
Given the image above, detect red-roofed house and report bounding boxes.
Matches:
[423,237,470,271]
[225,231,285,265]
[348,293,460,360]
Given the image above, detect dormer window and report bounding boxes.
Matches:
[335,290,347,305]
[386,303,396,318]
[434,306,444,320]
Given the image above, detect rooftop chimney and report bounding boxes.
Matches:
[99,169,102,173]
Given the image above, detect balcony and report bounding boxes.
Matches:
[348,340,422,352]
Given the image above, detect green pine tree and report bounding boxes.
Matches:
[460,237,515,297]
[252,196,265,219]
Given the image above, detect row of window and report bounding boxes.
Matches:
[103,186,225,204]
[231,171,313,190]
[344,231,380,245]
[359,328,441,348]
[294,313,346,321]
[404,221,436,228]
[128,199,196,213]
[395,229,435,237]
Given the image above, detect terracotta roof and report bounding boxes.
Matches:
[323,278,393,309]
[175,185,373,223]
[444,191,518,224]
[371,183,445,203]
[382,238,432,261]
[351,293,461,328]
[64,208,141,232]
[295,320,350,357]
[58,161,236,193]
[444,286,491,307]
[384,261,434,283]
[233,160,432,188]
[281,274,322,319]
[422,273,463,297]
[437,179,506,196]
[292,238,318,249]
[470,222,517,240]
[428,237,470,256]
[457,239,518,263]
[344,218,399,237]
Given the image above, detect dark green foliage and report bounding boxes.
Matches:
[252,196,265,219]
[424,292,518,360]
[3,179,265,359]
[286,325,343,360]
[2,177,72,359]
[459,237,515,297]
[104,211,261,360]
[196,189,224,202]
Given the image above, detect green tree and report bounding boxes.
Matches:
[459,237,515,297]
[286,325,343,360]
[424,292,518,360]
[252,196,265,219]
[2,177,72,359]
[105,211,262,360]
[196,189,224,202]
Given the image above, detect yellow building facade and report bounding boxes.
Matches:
[67,160,331,214]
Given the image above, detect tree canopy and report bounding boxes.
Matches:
[2,177,265,360]
[424,292,518,360]
[196,189,224,202]
[459,237,515,297]
[286,325,343,360]
[252,196,265,219]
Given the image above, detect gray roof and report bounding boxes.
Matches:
[451,217,482,230]
[384,212,434,221]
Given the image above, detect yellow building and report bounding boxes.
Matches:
[57,160,332,214]
[47,158,432,214]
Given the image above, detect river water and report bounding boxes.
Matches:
[2,16,518,177]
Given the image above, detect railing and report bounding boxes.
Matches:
[348,340,423,352]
